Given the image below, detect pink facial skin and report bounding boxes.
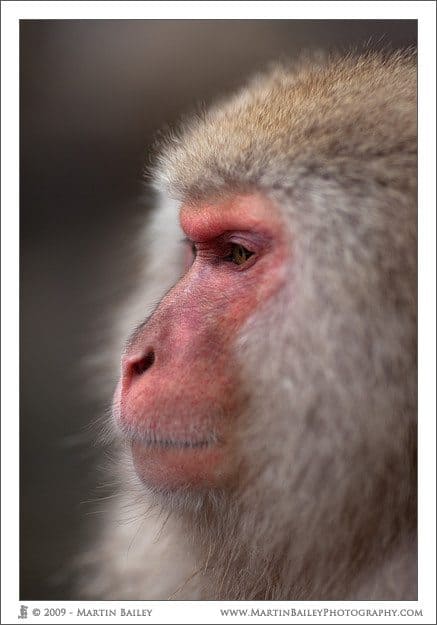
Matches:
[115,194,289,490]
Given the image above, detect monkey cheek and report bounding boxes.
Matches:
[131,440,229,490]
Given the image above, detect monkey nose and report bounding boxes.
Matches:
[121,349,155,389]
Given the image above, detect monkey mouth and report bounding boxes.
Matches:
[130,435,228,489]
[116,408,221,450]
[128,429,221,453]
[131,437,216,450]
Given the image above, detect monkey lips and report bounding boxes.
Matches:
[130,437,228,490]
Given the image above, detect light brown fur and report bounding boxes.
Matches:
[80,51,417,600]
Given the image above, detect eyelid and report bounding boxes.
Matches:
[227,238,255,253]
[183,231,268,265]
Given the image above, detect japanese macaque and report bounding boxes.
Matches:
[80,51,417,600]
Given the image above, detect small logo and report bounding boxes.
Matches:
[18,605,28,619]
[32,608,41,616]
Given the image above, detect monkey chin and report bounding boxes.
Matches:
[131,438,230,491]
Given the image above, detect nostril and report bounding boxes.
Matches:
[132,349,155,376]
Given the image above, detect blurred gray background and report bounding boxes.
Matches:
[20,19,417,599]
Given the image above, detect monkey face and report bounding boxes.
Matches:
[113,193,289,491]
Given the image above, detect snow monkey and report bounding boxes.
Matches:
[81,51,417,600]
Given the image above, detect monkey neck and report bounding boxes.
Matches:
[189,528,417,601]
[175,489,416,600]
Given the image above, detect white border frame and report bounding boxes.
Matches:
[2,3,435,624]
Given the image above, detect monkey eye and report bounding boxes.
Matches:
[227,243,254,265]
[184,238,255,269]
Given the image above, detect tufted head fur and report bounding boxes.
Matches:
[153,51,416,203]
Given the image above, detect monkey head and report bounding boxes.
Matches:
[106,51,416,600]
